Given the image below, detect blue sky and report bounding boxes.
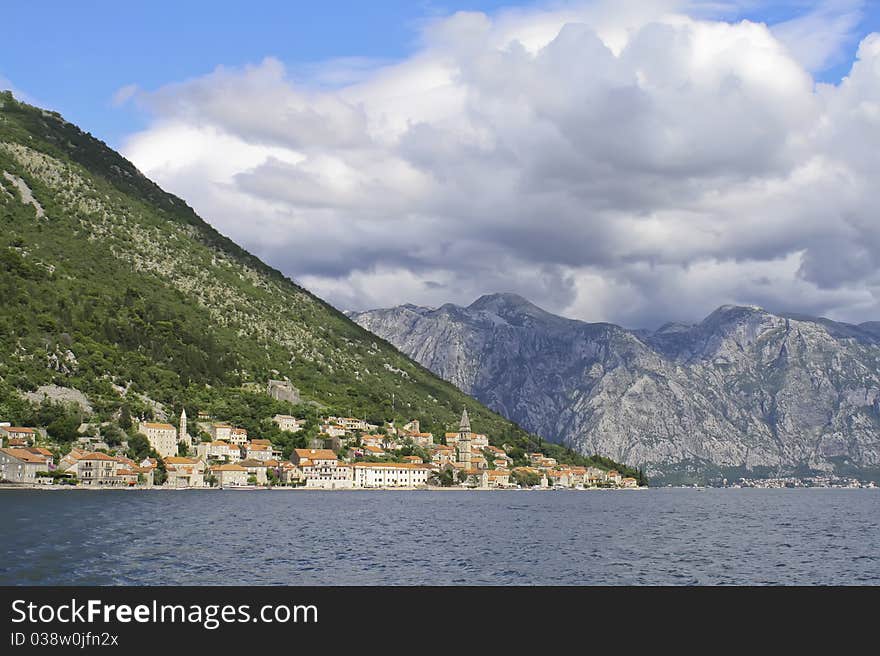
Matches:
[1,1,517,146]
[1,1,878,148]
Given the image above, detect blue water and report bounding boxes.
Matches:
[1,488,878,585]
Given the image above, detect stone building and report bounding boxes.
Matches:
[267,380,301,404]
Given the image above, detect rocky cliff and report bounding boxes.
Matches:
[352,294,880,483]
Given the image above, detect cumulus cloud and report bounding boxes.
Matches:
[121,0,880,328]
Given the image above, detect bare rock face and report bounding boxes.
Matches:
[351,294,880,483]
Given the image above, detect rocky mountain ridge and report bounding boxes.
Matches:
[351,293,880,483]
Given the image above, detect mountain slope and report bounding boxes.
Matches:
[0,91,585,462]
[351,294,880,483]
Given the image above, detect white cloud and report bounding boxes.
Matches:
[121,0,880,327]
[111,83,140,107]
[771,0,865,72]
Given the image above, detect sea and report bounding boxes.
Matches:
[1,488,878,585]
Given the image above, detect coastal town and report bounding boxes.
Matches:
[0,405,640,491]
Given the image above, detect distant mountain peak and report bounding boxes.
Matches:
[353,291,880,484]
[469,292,534,310]
[467,292,567,326]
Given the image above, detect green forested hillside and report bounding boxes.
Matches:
[0,91,638,476]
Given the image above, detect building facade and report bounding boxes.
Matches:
[352,462,431,488]
[138,421,178,459]
[0,447,49,483]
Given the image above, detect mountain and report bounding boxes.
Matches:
[0,91,619,468]
[351,293,880,484]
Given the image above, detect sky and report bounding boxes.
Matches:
[3,0,880,329]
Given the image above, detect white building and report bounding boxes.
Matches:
[292,448,338,468]
[196,440,241,463]
[164,456,206,488]
[272,415,303,433]
[0,422,37,446]
[228,428,248,446]
[63,451,122,486]
[138,421,178,459]
[210,423,233,442]
[0,447,50,483]
[319,423,346,438]
[326,417,379,433]
[304,464,354,489]
[244,442,273,462]
[352,462,431,488]
[209,464,248,488]
[239,458,270,485]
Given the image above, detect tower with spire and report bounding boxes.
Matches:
[459,407,471,434]
[179,408,191,449]
[457,407,473,468]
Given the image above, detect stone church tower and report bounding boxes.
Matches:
[457,407,472,468]
[179,408,191,449]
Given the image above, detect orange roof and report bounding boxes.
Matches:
[141,422,175,430]
[4,427,36,433]
[250,439,271,446]
[80,451,119,461]
[0,447,48,463]
[486,469,510,477]
[363,445,385,453]
[210,464,247,472]
[293,448,337,460]
[165,457,199,465]
[353,462,431,470]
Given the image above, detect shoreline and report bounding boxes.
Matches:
[0,483,648,492]
[2,484,875,492]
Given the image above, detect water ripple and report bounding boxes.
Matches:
[1,488,878,585]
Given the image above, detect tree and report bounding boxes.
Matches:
[47,415,79,443]
[455,469,473,486]
[127,433,151,461]
[102,423,125,446]
[512,469,541,488]
[430,468,456,487]
[119,405,132,431]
